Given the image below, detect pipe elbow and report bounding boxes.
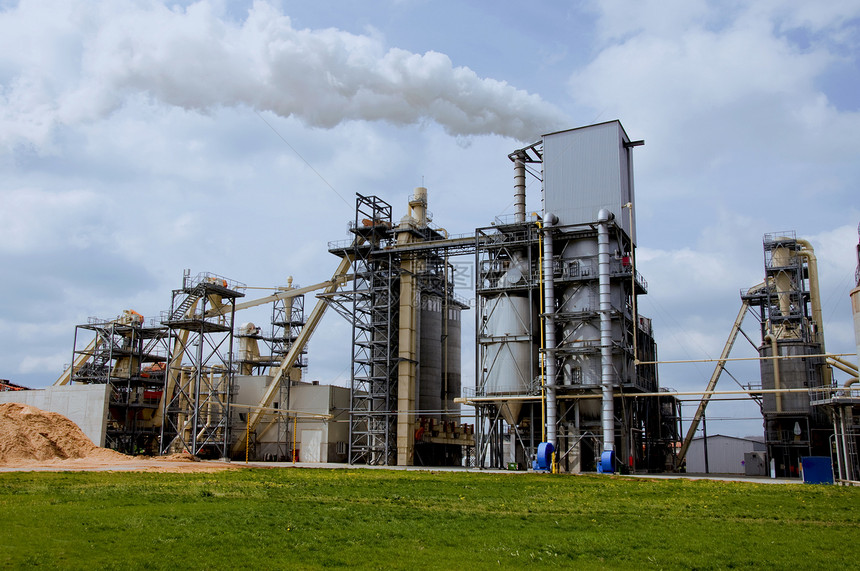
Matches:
[597,209,614,223]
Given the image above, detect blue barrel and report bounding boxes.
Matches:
[801,456,833,484]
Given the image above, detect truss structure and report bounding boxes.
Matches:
[326,195,400,465]
[160,271,244,459]
[70,314,168,454]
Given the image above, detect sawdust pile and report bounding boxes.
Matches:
[0,402,127,464]
[155,452,199,462]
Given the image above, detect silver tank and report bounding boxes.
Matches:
[483,295,533,396]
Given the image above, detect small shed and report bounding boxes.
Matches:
[686,434,766,474]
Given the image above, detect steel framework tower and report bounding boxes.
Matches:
[160,271,244,459]
[69,312,168,454]
[327,195,401,465]
[271,292,306,460]
[744,232,830,477]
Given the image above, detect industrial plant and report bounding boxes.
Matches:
[2,120,859,482]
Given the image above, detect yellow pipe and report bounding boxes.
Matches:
[796,238,832,385]
[827,354,858,373]
[829,358,858,377]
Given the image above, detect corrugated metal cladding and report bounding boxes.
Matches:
[543,120,636,244]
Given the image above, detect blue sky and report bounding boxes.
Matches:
[2,0,859,437]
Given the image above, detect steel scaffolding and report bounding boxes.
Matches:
[69,313,168,454]
[159,271,244,459]
[326,195,401,465]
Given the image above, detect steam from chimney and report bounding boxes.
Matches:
[0,1,568,148]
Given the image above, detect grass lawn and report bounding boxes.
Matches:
[1,468,857,569]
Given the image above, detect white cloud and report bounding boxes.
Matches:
[572,0,860,190]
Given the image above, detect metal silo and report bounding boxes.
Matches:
[443,303,462,420]
[480,250,536,424]
[419,295,443,417]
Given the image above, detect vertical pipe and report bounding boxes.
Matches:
[537,220,546,444]
[542,213,559,450]
[597,209,615,452]
[514,159,526,224]
[796,239,831,385]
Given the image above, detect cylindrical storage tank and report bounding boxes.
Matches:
[483,295,533,396]
[444,304,462,421]
[419,295,443,418]
[771,243,795,318]
[759,340,823,414]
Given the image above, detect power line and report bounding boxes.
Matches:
[255,111,351,209]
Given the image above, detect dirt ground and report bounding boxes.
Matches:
[0,455,241,473]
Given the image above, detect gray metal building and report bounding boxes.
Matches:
[686,434,766,474]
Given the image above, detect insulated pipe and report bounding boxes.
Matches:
[827,356,859,377]
[827,354,859,373]
[797,238,833,385]
[795,239,824,346]
[542,213,559,450]
[795,239,833,385]
[597,209,615,452]
[764,333,782,413]
[850,286,860,371]
[514,159,526,223]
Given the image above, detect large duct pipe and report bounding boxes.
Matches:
[514,159,526,223]
[597,209,615,453]
[827,355,859,377]
[795,239,823,343]
[542,213,559,450]
[852,286,860,368]
[795,238,831,385]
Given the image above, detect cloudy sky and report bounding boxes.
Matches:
[2,0,859,437]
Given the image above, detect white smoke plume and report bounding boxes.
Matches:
[0,0,567,148]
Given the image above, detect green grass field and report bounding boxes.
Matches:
[1,468,857,569]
